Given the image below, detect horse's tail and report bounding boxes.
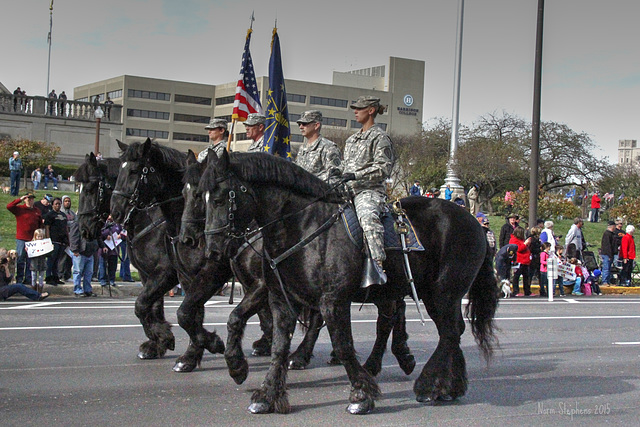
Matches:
[465,242,500,362]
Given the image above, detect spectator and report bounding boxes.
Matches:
[444,184,453,201]
[29,228,48,294]
[43,164,58,190]
[509,226,533,296]
[48,89,57,115]
[31,167,42,190]
[409,180,422,196]
[495,243,518,283]
[554,245,566,297]
[118,233,134,282]
[516,185,524,194]
[6,193,43,284]
[476,212,496,258]
[528,227,542,284]
[499,213,519,248]
[539,241,552,297]
[619,225,636,287]
[539,220,557,254]
[9,151,22,196]
[34,194,53,216]
[104,97,114,120]
[424,188,434,198]
[13,87,22,112]
[565,258,584,296]
[93,95,101,110]
[453,196,466,208]
[1,248,49,301]
[58,195,76,281]
[95,152,103,160]
[590,191,601,223]
[69,218,100,297]
[99,216,122,287]
[613,218,626,271]
[43,197,69,285]
[565,218,585,261]
[467,183,479,215]
[58,91,67,117]
[504,190,513,214]
[600,221,617,286]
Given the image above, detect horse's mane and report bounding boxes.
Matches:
[74,157,121,182]
[204,152,337,200]
[121,140,186,174]
[184,159,205,186]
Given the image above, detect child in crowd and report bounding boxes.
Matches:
[554,245,566,297]
[539,242,551,297]
[567,258,584,296]
[30,229,48,294]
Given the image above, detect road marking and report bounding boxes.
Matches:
[613,342,640,345]
[5,302,61,309]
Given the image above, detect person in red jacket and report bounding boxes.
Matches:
[6,193,43,284]
[509,226,533,296]
[619,225,636,286]
[590,191,601,223]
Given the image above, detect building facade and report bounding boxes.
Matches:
[73,56,424,154]
[618,139,639,165]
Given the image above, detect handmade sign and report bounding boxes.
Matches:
[558,263,577,281]
[25,238,54,258]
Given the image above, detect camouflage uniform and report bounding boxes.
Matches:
[245,113,267,153]
[343,123,394,262]
[247,136,265,153]
[294,110,342,183]
[198,118,228,163]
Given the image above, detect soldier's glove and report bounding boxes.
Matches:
[341,172,356,183]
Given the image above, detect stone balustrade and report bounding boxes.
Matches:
[0,93,121,123]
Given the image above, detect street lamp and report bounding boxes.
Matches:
[94,106,104,155]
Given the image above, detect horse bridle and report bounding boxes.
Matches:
[76,172,113,224]
[203,172,254,239]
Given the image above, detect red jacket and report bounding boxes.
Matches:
[6,199,43,241]
[509,234,531,265]
[620,233,636,260]
[591,194,601,209]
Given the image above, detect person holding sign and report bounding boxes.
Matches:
[99,216,123,287]
[29,229,48,294]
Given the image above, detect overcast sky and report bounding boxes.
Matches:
[2,0,638,160]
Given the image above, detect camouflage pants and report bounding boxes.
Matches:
[353,190,386,262]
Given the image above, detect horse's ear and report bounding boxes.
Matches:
[218,149,230,170]
[88,152,97,166]
[117,139,128,154]
[205,149,219,166]
[141,138,152,157]
[186,150,197,165]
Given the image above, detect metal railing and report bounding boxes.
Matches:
[0,93,121,122]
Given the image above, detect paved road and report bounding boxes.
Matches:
[1,295,640,426]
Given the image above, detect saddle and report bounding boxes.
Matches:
[341,203,424,252]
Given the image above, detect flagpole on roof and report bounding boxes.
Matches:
[46,0,54,97]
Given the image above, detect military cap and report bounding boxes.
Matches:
[350,95,381,109]
[296,110,323,124]
[204,118,228,130]
[245,113,266,126]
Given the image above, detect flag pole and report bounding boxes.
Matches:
[46,0,54,97]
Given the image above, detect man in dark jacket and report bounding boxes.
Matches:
[69,219,100,297]
[499,214,519,248]
[600,221,617,286]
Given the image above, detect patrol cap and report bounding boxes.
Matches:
[204,118,228,130]
[296,110,322,124]
[245,113,266,126]
[350,96,381,109]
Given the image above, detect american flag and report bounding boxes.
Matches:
[232,29,263,122]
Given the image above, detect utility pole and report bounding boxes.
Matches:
[529,0,544,227]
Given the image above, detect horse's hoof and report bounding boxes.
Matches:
[137,351,158,360]
[398,355,416,375]
[172,361,196,373]
[287,359,307,370]
[251,347,270,357]
[248,402,272,414]
[327,356,342,366]
[346,400,375,415]
[416,394,455,404]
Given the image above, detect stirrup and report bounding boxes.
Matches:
[361,258,387,288]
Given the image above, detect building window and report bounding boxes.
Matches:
[216,115,232,122]
[174,113,210,124]
[175,94,212,105]
[92,94,105,102]
[127,109,170,120]
[216,95,236,105]
[289,113,301,122]
[128,89,171,101]
[287,93,306,103]
[351,120,362,129]
[76,97,88,102]
[235,132,247,140]
[107,89,123,99]
[378,123,387,131]
[310,96,348,108]
[324,117,347,128]
[290,134,304,143]
[126,128,169,139]
[173,132,209,143]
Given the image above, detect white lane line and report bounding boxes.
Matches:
[5,302,62,309]
[613,342,640,345]
[2,315,640,332]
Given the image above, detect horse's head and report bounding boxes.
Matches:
[75,152,118,239]
[200,150,256,260]
[110,138,180,224]
[179,150,207,247]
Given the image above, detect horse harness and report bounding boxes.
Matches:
[76,171,113,225]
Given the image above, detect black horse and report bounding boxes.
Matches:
[182,149,415,379]
[109,139,273,372]
[75,153,178,360]
[200,150,499,415]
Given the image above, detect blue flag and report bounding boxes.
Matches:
[264,28,292,160]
